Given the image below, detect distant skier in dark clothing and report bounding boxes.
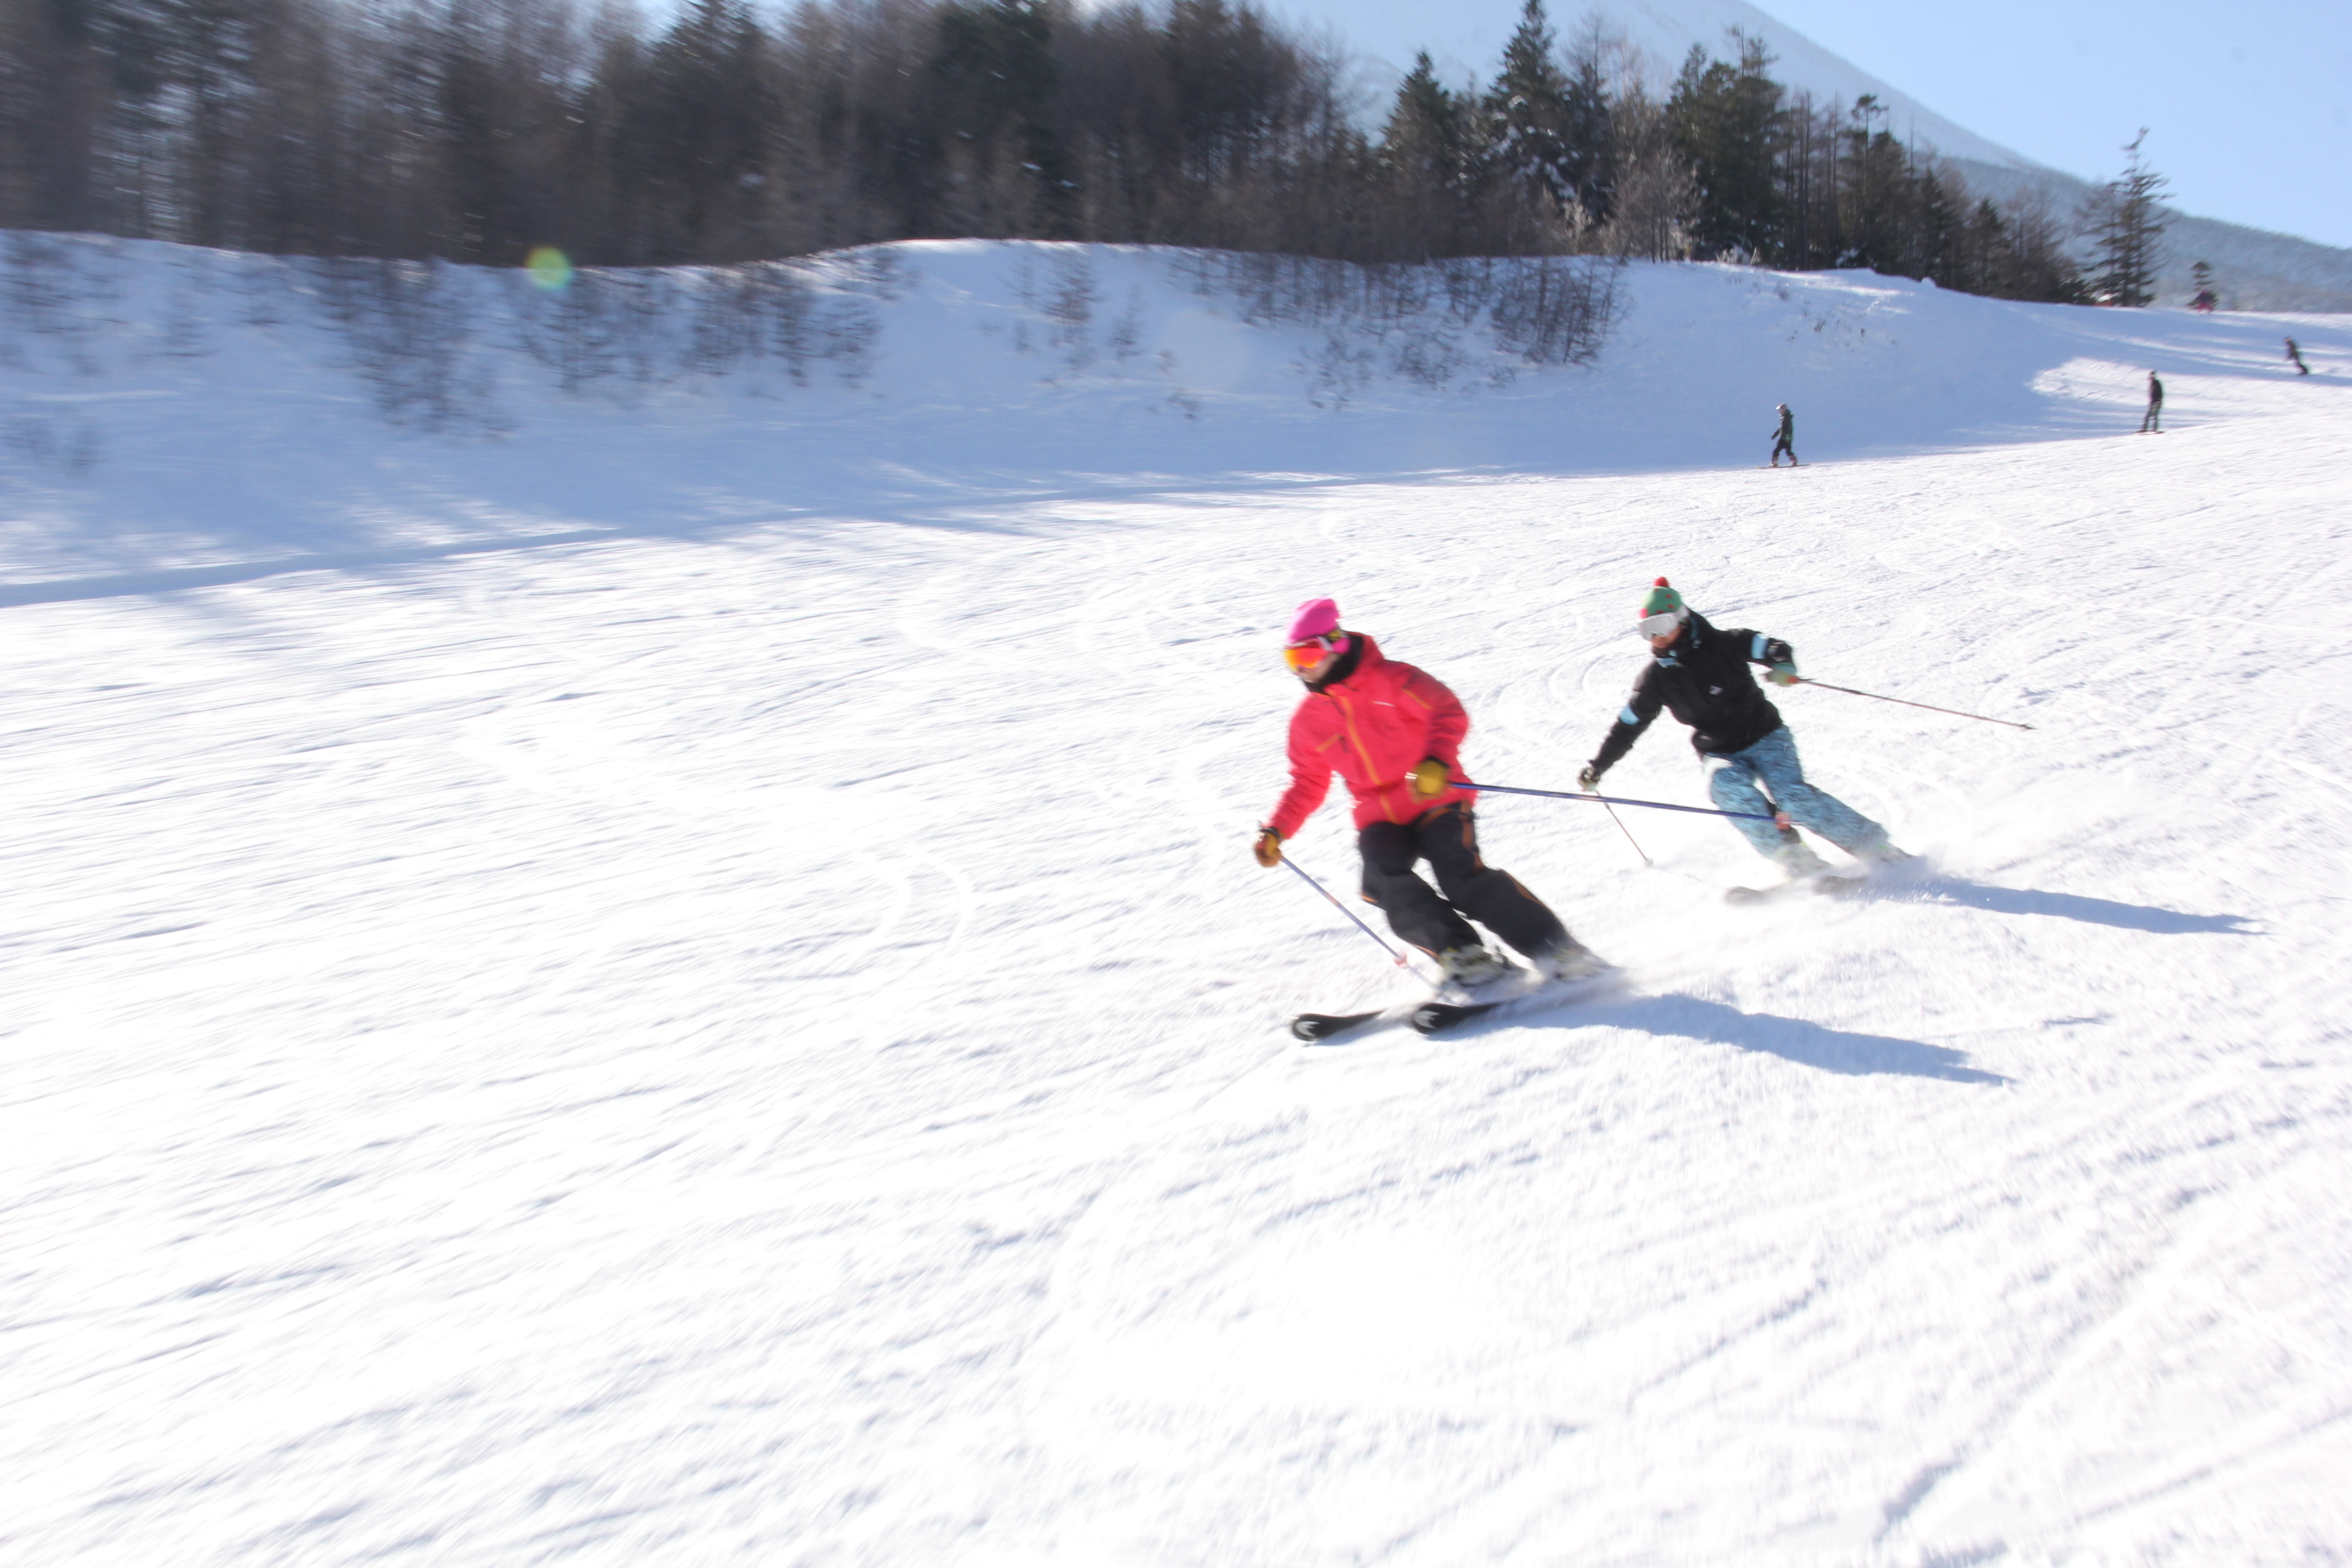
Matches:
[1769,404,1797,466]
[2286,338,2310,375]
[1577,578,1908,880]
[2140,372,2163,433]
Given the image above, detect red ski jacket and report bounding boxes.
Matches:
[1267,634,1476,839]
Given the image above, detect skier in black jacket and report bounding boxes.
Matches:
[1769,404,1797,466]
[1577,578,1907,878]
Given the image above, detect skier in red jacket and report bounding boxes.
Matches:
[1254,598,1600,985]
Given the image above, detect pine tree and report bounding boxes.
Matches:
[1557,24,1614,225]
[1374,49,1475,258]
[1380,50,1469,187]
[2082,129,2166,308]
[1481,0,1575,218]
[1666,34,1786,261]
[1836,95,1909,274]
[929,0,1069,238]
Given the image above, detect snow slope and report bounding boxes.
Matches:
[5,236,2351,1566]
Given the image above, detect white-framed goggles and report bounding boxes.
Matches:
[1284,632,1348,672]
[1637,608,1686,639]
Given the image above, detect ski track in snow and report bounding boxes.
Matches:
[3,238,2351,1565]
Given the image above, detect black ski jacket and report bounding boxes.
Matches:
[1587,612,1794,774]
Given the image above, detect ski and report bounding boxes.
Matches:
[1411,997,1508,1033]
[1409,970,1616,1034]
[1723,872,1869,905]
[1291,1009,1386,1042]
[1296,960,1620,1043]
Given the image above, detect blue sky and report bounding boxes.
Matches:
[1748,0,2351,247]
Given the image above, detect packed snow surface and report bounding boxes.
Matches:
[4,237,2350,1566]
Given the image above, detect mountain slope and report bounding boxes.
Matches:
[1947,157,2352,312]
[1290,0,2352,310]
[1326,0,2040,170]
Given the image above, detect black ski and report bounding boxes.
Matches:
[1409,969,1616,1034]
[1410,998,1506,1034]
[1291,1009,1385,1042]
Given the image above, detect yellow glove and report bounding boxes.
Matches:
[1409,758,1450,801]
[1253,828,1284,868]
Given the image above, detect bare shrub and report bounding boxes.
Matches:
[1105,288,1144,362]
[1043,250,1100,373]
[312,256,489,429]
[1488,256,1623,365]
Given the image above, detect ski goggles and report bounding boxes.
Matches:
[1283,632,1347,672]
[1636,608,1686,639]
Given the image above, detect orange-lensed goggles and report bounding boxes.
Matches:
[1284,632,1345,672]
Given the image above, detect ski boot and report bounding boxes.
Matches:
[1774,842,1831,879]
[1533,941,1608,983]
[1437,945,1512,988]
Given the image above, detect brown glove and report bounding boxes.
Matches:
[1253,828,1284,868]
[1409,758,1450,801]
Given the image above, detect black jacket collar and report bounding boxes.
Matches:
[1654,612,1715,669]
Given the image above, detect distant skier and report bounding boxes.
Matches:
[2286,337,2310,376]
[1256,598,1601,985]
[2140,372,2163,433]
[2190,288,2217,312]
[1769,403,1797,467]
[1575,578,1908,880]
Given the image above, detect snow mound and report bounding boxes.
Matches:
[4,233,2340,591]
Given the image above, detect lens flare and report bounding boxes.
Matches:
[525,247,573,291]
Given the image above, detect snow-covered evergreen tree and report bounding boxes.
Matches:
[1480,0,1578,220]
[2082,131,2168,308]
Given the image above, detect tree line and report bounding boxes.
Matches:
[0,0,2148,304]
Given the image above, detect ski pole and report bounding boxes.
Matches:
[1460,780,1779,822]
[1280,854,1411,968]
[1793,678,2034,730]
[1601,798,1650,865]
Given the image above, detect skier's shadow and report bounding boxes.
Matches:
[1883,875,2256,936]
[1575,994,2010,1085]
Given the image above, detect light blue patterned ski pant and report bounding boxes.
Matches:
[1702,725,1886,862]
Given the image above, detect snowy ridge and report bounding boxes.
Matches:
[1942,157,2352,313]
[3,235,2351,1565]
[1324,0,2040,170]
[1293,0,2352,308]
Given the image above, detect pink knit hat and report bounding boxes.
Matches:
[1287,597,1341,642]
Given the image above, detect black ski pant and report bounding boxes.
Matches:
[1770,434,1796,465]
[2140,403,2162,432]
[1358,802,1568,960]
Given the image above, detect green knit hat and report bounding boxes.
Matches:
[1638,576,1683,618]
